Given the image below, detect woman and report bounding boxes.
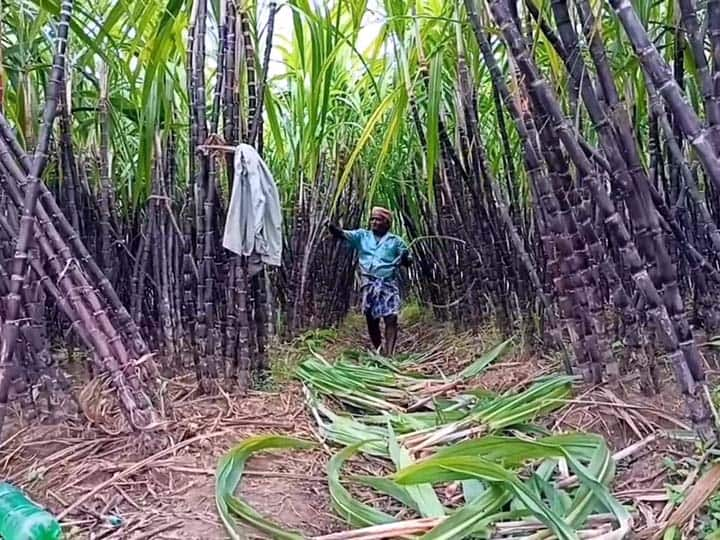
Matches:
[327,207,412,356]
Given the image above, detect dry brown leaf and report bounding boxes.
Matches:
[656,462,720,539]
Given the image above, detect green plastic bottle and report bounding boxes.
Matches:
[0,483,62,540]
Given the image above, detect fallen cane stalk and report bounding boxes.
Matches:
[312,517,441,540]
[406,380,461,411]
[312,514,622,540]
[403,419,475,452]
[494,514,616,534]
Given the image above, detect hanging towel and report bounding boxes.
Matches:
[222,144,282,276]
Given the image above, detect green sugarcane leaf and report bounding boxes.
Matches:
[421,486,514,540]
[395,455,577,539]
[328,441,397,527]
[425,53,442,204]
[457,337,515,380]
[349,474,421,511]
[387,421,445,517]
[215,435,314,540]
[461,479,485,502]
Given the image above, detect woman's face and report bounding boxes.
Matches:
[369,215,390,235]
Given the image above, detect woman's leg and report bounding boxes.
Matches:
[383,315,398,356]
[365,313,383,351]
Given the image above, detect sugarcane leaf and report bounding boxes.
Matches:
[457,336,514,380]
[395,455,577,539]
[461,479,485,502]
[215,435,314,540]
[349,474,421,511]
[365,84,408,207]
[420,485,513,539]
[328,441,397,527]
[387,421,445,517]
[333,86,401,211]
[425,53,442,203]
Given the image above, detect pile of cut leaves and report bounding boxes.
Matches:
[216,339,632,539]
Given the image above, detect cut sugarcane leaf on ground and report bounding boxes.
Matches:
[457,337,515,380]
[217,342,636,539]
[328,442,398,528]
[216,435,315,539]
[387,422,445,518]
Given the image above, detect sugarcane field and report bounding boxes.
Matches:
[8,0,720,537]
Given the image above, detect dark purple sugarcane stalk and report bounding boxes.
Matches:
[19,271,61,411]
[454,81,511,327]
[550,0,709,391]
[0,113,150,357]
[414,56,500,313]
[575,1,699,351]
[34,228,150,425]
[487,0,713,435]
[223,261,239,380]
[200,154,219,380]
[0,212,94,354]
[239,8,257,142]
[0,136,155,421]
[249,1,276,146]
[458,47,546,332]
[232,259,251,388]
[151,138,176,364]
[97,66,115,285]
[540,0,692,383]
[609,0,720,192]
[185,0,198,307]
[251,272,268,371]
[0,127,151,359]
[191,0,209,270]
[165,133,184,340]
[464,0,591,373]
[130,200,155,322]
[0,195,149,425]
[223,0,238,188]
[0,238,49,402]
[0,0,73,435]
[677,0,720,147]
[188,0,212,384]
[489,72,518,221]
[57,81,81,234]
[181,203,198,375]
[642,73,720,254]
[525,2,628,376]
[210,13,226,135]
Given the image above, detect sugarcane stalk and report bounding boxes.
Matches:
[248,0,276,146]
[97,62,115,285]
[609,0,720,191]
[0,0,74,435]
[0,114,151,357]
[549,0,709,393]
[485,0,713,436]
[239,8,256,143]
[677,0,720,148]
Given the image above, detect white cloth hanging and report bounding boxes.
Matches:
[222,144,282,276]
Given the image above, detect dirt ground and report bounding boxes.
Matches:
[1,379,340,539]
[0,318,708,539]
